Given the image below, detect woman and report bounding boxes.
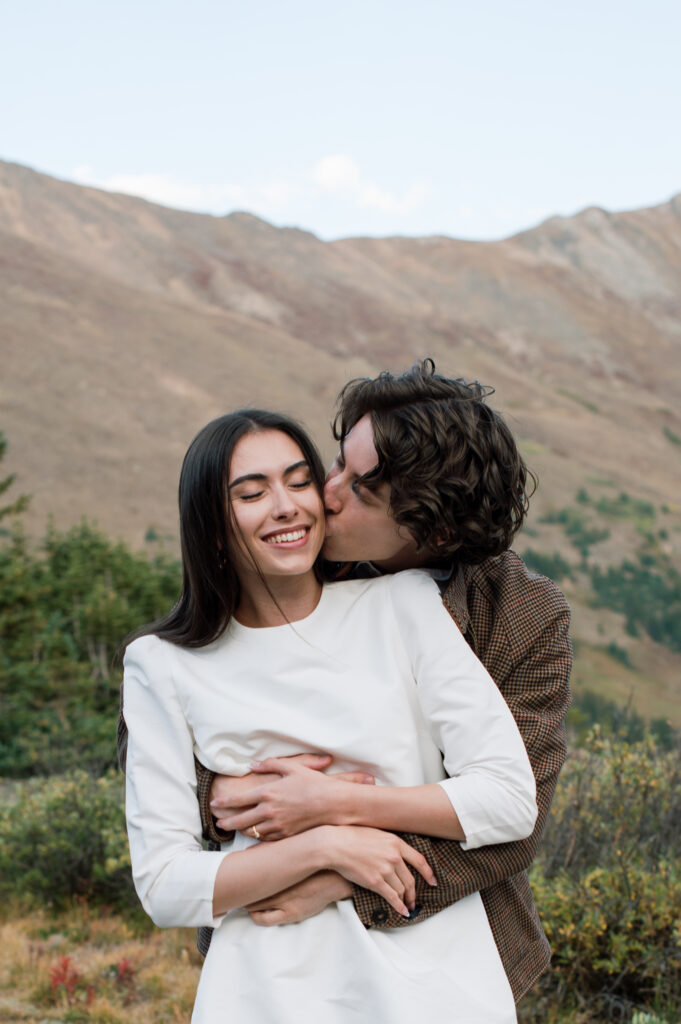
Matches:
[124,409,537,1023]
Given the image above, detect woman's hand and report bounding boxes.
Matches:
[211,756,375,839]
[318,825,437,918]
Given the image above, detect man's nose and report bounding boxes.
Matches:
[324,475,342,514]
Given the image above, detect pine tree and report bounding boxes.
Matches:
[0,431,30,526]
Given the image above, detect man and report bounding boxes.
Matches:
[118,359,571,1004]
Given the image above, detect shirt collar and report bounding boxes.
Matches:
[443,565,470,634]
[331,559,469,633]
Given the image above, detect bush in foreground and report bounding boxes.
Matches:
[0,520,181,776]
[525,732,681,1022]
[1,734,679,1021]
[0,769,134,910]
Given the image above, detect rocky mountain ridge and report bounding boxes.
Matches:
[2,159,680,725]
[0,158,679,545]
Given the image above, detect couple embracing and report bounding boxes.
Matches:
[119,359,572,1022]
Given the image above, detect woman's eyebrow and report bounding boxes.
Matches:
[228,472,266,490]
[283,460,309,476]
[228,460,309,490]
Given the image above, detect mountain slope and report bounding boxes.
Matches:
[3,159,679,541]
[1,159,680,724]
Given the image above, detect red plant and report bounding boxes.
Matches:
[115,957,135,986]
[49,956,82,1002]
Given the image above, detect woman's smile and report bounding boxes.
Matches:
[261,525,311,546]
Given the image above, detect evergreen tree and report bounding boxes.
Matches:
[0,431,30,528]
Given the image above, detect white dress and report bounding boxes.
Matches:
[124,570,537,1023]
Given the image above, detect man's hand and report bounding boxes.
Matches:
[210,755,375,838]
[209,753,332,809]
[245,871,353,926]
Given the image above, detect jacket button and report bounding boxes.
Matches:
[371,907,389,925]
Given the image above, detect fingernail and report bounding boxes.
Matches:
[250,761,263,768]
[428,878,438,886]
[400,907,410,918]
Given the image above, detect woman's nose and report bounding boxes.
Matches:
[271,487,298,519]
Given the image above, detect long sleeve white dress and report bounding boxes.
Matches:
[124,570,537,1023]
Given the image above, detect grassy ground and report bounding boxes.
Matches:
[0,904,201,1023]
[1,904,668,1023]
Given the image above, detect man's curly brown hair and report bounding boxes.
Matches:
[333,359,536,566]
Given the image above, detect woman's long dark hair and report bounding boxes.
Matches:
[137,410,326,649]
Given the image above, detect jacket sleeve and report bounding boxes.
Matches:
[196,760,236,844]
[352,565,572,929]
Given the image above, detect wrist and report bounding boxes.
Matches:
[330,873,354,901]
[307,825,338,873]
[333,780,361,827]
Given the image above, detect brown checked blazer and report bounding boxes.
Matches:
[118,550,572,1004]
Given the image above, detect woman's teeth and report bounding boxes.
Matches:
[265,528,307,544]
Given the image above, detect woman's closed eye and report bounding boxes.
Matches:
[236,477,311,500]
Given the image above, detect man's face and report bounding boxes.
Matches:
[323,413,425,571]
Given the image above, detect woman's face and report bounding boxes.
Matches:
[226,429,325,585]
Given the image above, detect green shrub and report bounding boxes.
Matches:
[589,558,681,654]
[568,690,647,746]
[567,690,677,751]
[594,492,655,520]
[539,507,610,558]
[605,640,632,668]
[0,521,181,776]
[521,549,573,582]
[0,430,30,529]
[530,733,681,1021]
[0,769,134,910]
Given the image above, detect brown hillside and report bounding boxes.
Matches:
[2,159,680,724]
[1,159,679,547]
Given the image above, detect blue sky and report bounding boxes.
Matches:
[3,0,680,240]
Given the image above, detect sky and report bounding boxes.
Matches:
[3,0,680,241]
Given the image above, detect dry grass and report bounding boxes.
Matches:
[1,905,666,1023]
[0,903,202,1023]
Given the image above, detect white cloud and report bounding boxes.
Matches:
[70,167,299,216]
[312,154,362,193]
[312,154,429,215]
[68,159,429,234]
